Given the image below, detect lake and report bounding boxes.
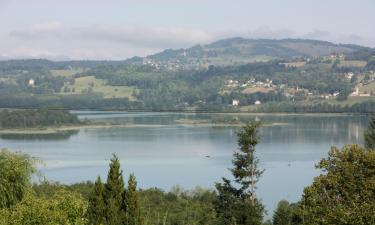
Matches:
[0,112,370,214]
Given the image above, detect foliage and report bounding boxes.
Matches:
[140,186,216,225]
[86,177,106,225]
[0,190,87,225]
[231,122,264,196]
[125,174,142,225]
[0,149,38,208]
[364,115,375,149]
[215,122,265,225]
[300,145,375,225]
[0,108,80,128]
[272,200,294,225]
[104,154,126,224]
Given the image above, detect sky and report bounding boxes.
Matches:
[0,0,374,60]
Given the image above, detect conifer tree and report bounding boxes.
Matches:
[215,122,265,225]
[364,115,375,149]
[125,173,142,225]
[87,176,106,225]
[231,122,264,200]
[105,154,125,225]
[273,200,293,225]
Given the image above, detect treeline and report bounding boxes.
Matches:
[257,100,375,113]
[0,108,80,128]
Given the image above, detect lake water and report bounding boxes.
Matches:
[0,112,370,214]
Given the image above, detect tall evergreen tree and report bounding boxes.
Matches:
[105,154,125,225]
[86,176,106,225]
[214,122,265,225]
[364,115,375,149]
[124,173,142,225]
[231,122,264,200]
[273,200,293,225]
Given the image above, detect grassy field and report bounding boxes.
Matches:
[338,60,367,68]
[61,76,136,100]
[242,86,274,94]
[324,96,375,106]
[359,82,375,94]
[50,68,84,77]
[281,61,306,68]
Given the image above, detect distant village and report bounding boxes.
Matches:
[123,51,375,107]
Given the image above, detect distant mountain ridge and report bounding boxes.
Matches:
[0,38,373,66]
[144,38,371,65]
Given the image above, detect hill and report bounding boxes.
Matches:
[0,38,374,112]
[141,38,371,67]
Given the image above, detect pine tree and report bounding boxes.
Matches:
[87,176,106,225]
[364,115,375,149]
[215,122,265,225]
[105,154,125,225]
[125,173,142,225]
[273,200,293,225]
[231,122,264,199]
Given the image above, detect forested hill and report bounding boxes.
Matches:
[0,38,375,112]
[142,38,370,66]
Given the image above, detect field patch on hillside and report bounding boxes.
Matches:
[50,68,84,77]
[338,60,367,68]
[242,86,274,94]
[60,76,136,100]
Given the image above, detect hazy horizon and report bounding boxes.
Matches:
[1,0,374,60]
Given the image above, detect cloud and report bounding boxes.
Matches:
[10,23,214,49]
[303,29,331,40]
[10,46,67,59]
[9,21,65,39]
[247,26,296,39]
[78,25,214,48]
[6,22,375,60]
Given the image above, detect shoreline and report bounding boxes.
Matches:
[0,121,290,134]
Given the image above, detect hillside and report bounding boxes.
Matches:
[0,38,374,112]
[142,38,370,67]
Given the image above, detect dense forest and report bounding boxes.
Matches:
[1,120,374,225]
[0,109,80,128]
[0,38,374,112]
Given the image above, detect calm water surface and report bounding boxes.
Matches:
[0,112,370,214]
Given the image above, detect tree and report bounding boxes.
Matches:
[231,122,264,199]
[0,190,86,225]
[104,154,125,225]
[364,115,375,149]
[214,178,240,225]
[336,88,350,101]
[87,176,106,225]
[215,122,265,225]
[273,200,293,225]
[0,149,38,208]
[124,173,142,225]
[300,145,375,225]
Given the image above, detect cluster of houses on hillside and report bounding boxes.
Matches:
[231,99,261,106]
[226,78,274,89]
[142,57,210,71]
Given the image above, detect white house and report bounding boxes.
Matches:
[254,100,261,105]
[28,79,35,86]
[232,99,240,106]
[350,87,359,97]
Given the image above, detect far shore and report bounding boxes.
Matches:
[0,120,291,134]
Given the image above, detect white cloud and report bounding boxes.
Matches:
[5,22,375,60]
[9,46,67,60]
[10,23,214,49]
